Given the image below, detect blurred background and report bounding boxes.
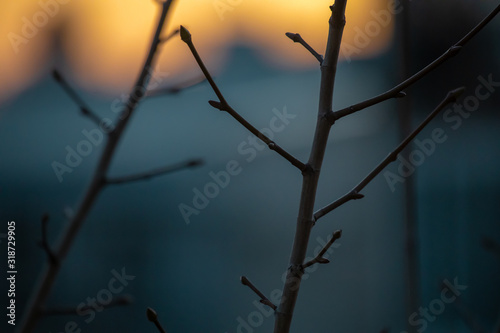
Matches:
[1,0,499,332]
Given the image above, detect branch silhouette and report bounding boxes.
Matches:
[302,230,342,269]
[17,2,186,332]
[241,276,277,311]
[147,307,167,333]
[285,32,324,64]
[180,25,307,172]
[314,87,465,222]
[178,1,500,332]
[329,3,500,123]
[106,159,203,185]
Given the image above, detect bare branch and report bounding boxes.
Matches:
[179,25,306,172]
[106,158,203,185]
[285,32,324,64]
[42,295,133,316]
[240,276,277,311]
[146,307,167,333]
[314,87,465,222]
[274,2,348,332]
[38,214,58,266]
[329,3,500,122]
[52,70,108,129]
[159,28,180,44]
[302,230,341,269]
[18,2,176,332]
[146,76,206,97]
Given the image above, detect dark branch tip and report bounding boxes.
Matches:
[285,32,300,43]
[261,299,277,310]
[188,159,204,167]
[317,258,330,264]
[146,307,158,322]
[52,70,63,82]
[447,86,466,102]
[179,25,192,43]
[240,276,249,285]
[208,100,224,110]
[333,229,342,240]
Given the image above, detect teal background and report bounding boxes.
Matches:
[1,1,500,332]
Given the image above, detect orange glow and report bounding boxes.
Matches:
[1,0,395,103]
[0,1,58,104]
[64,0,235,93]
[240,0,394,67]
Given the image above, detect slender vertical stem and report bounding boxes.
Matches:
[16,2,175,332]
[273,2,347,332]
[396,2,420,332]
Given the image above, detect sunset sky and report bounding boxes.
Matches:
[2,2,500,332]
[1,0,394,104]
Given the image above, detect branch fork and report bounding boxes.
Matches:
[315,86,465,222]
[39,214,58,266]
[18,2,181,332]
[179,25,307,172]
[302,230,342,269]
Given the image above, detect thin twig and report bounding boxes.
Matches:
[52,70,106,129]
[302,230,341,269]
[314,87,465,222]
[146,76,206,97]
[146,307,167,333]
[42,295,133,316]
[285,32,324,64]
[17,2,176,333]
[159,28,180,44]
[329,3,500,122]
[179,26,306,172]
[106,158,203,185]
[241,276,277,310]
[38,214,58,266]
[395,4,420,332]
